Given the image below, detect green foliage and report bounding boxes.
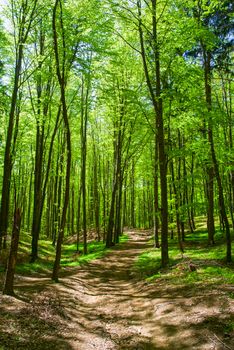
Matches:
[0,0,233,275]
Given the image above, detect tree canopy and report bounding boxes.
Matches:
[0,0,233,283]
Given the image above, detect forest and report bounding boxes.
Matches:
[0,0,233,349]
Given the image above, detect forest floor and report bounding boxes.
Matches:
[0,229,234,350]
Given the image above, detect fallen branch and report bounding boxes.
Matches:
[210,333,233,350]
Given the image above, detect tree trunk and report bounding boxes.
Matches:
[93,144,100,241]
[52,0,72,282]
[80,74,90,255]
[0,44,23,249]
[131,161,135,228]
[153,138,160,248]
[0,0,38,250]
[171,160,184,253]
[137,0,168,266]
[3,208,21,296]
[190,152,196,230]
[207,167,215,245]
[106,181,118,247]
[30,120,44,261]
[203,48,231,261]
[30,31,53,261]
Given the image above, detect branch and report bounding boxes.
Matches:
[114,30,141,54]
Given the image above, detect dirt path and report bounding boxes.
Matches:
[1,230,234,350]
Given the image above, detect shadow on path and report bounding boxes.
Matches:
[1,229,233,350]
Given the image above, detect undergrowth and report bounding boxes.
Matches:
[0,233,129,275]
[135,228,234,286]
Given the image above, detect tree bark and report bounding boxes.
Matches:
[0,0,38,250]
[137,0,168,266]
[0,44,23,249]
[203,48,231,262]
[153,138,160,247]
[3,208,21,296]
[52,0,72,282]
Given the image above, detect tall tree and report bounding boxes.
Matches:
[80,69,92,255]
[0,0,39,249]
[137,0,169,266]
[51,0,72,281]
[195,0,233,261]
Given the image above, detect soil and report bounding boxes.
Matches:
[0,230,234,350]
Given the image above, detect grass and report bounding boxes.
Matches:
[224,321,234,333]
[61,241,108,267]
[0,232,129,275]
[135,227,234,286]
[61,233,128,268]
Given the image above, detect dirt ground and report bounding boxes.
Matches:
[0,230,234,350]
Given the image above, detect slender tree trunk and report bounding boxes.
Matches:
[106,113,122,247]
[137,0,168,266]
[171,160,184,253]
[52,0,72,281]
[93,145,100,241]
[3,208,21,296]
[30,34,53,260]
[0,44,23,249]
[221,75,234,229]
[30,122,44,261]
[131,161,135,228]
[207,167,215,244]
[71,183,75,235]
[81,128,87,255]
[153,138,160,248]
[114,175,123,244]
[0,0,38,250]
[203,49,231,261]
[169,184,174,239]
[190,153,196,230]
[27,161,33,233]
[183,154,193,233]
[106,181,118,247]
[80,74,90,255]
[76,182,82,252]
